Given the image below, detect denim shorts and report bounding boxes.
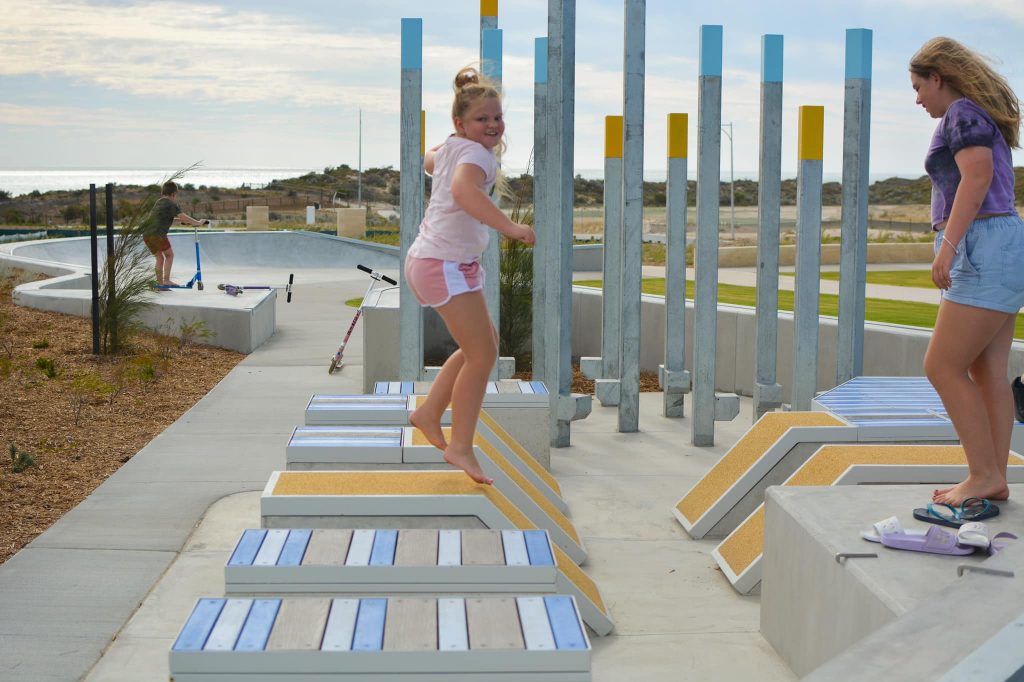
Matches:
[934,213,1024,314]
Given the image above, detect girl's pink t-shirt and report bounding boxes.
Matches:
[407,136,497,263]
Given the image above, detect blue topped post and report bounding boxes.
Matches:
[532,37,549,388]
[399,18,424,381]
[481,26,507,378]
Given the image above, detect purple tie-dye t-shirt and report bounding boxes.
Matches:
[925,98,1016,227]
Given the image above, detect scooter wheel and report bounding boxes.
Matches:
[197,282,204,291]
[328,358,339,374]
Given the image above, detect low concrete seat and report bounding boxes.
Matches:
[261,470,587,565]
[170,595,591,681]
[286,422,566,513]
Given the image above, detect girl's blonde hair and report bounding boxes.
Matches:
[451,65,509,198]
[909,37,1021,148]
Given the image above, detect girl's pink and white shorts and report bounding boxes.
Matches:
[403,256,485,308]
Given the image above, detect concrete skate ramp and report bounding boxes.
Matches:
[9,230,399,272]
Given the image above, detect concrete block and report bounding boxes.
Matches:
[580,356,603,380]
[335,207,367,239]
[713,394,740,421]
[557,393,592,422]
[246,205,269,230]
[496,356,516,379]
[594,379,620,407]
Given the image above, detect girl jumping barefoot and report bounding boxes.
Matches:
[404,66,535,484]
[910,38,1024,505]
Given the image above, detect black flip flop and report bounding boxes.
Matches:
[912,497,1000,529]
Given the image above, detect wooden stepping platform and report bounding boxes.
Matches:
[170,595,591,681]
[287,423,567,513]
[261,471,587,565]
[713,444,1024,594]
[224,528,614,636]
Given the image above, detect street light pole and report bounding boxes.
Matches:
[357,108,363,207]
[722,122,735,241]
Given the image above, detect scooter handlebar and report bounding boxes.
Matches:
[356,264,397,286]
[382,274,398,285]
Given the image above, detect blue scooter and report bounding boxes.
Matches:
[153,220,210,291]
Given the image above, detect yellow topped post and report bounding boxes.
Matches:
[481,0,498,18]
[797,105,824,161]
[667,113,688,159]
[604,115,624,159]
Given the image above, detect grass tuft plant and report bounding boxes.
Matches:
[9,444,35,473]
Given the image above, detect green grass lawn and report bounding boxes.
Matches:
[574,277,1024,340]
[780,269,936,289]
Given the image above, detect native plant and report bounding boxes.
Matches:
[98,165,198,354]
[8,444,35,473]
[68,372,114,426]
[498,152,536,367]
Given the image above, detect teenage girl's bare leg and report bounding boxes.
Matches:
[432,290,496,484]
[409,349,463,450]
[925,300,1014,505]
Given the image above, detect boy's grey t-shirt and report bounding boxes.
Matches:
[144,197,180,236]
[925,98,1016,228]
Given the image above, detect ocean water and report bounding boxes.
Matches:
[0,168,317,197]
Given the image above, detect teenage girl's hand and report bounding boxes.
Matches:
[510,224,535,245]
[931,246,954,290]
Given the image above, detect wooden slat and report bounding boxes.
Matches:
[516,597,556,651]
[496,381,520,394]
[321,599,359,651]
[437,598,469,651]
[466,597,525,650]
[383,598,437,651]
[545,596,587,650]
[345,530,375,566]
[172,599,225,652]
[461,529,505,565]
[437,530,461,566]
[253,529,288,566]
[501,530,529,566]
[265,600,330,651]
[369,529,398,566]
[228,530,267,567]
[277,530,312,566]
[394,529,439,566]
[352,599,387,651]
[302,529,352,566]
[204,599,251,651]
[234,599,280,652]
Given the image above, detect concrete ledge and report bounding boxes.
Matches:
[761,484,1024,677]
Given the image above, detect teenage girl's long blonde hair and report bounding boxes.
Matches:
[451,66,509,200]
[909,37,1021,148]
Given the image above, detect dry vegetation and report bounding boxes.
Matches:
[0,270,244,564]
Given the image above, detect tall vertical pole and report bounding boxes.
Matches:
[357,109,363,207]
[692,25,723,446]
[727,123,735,241]
[792,105,824,411]
[754,34,784,420]
[399,18,424,381]
[546,0,578,446]
[105,183,115,350]
[481,20,503,378]
[89,184,100,355]
[595,115,624,406]
[617,0,645,433]
[532,37,549,386]
[837,28,873,384]
[662,113,690,417]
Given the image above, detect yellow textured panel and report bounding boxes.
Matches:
[717,507,765,575]
[480,0,498,17]
[554,546,607,613]
[675,412,844,523]
[798,105,824,160]
[667,113,688,158]
[478,411,561,494]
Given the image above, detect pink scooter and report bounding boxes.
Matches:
[329,264,398,374]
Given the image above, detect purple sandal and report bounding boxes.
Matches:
[879,524,975,555]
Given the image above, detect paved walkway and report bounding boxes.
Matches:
[1,256,943,681]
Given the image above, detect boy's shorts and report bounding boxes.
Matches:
[143,235,172,255]
[403,255,485,308]
[935,213,1024,314]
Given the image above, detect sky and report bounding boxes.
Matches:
[1,0,1023,180]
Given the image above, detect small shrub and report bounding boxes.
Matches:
[35,356,58,379]
[32,338,49,349]
[178,318,212,348]
[68,373,115,426]
[129,353,165,383]
[9,444,35,473]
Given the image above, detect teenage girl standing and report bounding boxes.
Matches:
[910,37,1024,505]
[405,67,535,484]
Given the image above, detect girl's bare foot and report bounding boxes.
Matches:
[933,475,1010,506]
[932,485,954,500]
[444,445,493,485]
[409,407,447,450]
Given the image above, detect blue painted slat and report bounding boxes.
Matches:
[228,529,267,567]
[535,37,548,84]
[277,530,312,566]
[400,18,423,71]
[523,530,554,566]
[530,381,548,395]
[544,596,587,650]
[234,599,281,652]
[400,382,414,394]
[172,599,225,652]
[352,599,387,651]
[369,530,398,566]
[374,382,388,395]
[699,25,723,77]
[761,34,783,83]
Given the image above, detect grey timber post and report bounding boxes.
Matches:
[481,25,505,379]
[753,34,784,421]
[617,0,645,433]
[661,113,690,418]
[692,25,741,446]
[399,17,424,381]
[836,28,873,384]
[532,37,549,389]
[792,105,824,411]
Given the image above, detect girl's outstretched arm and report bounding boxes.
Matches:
[450,164,535,244]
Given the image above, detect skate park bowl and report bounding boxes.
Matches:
[0,230,399,353]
